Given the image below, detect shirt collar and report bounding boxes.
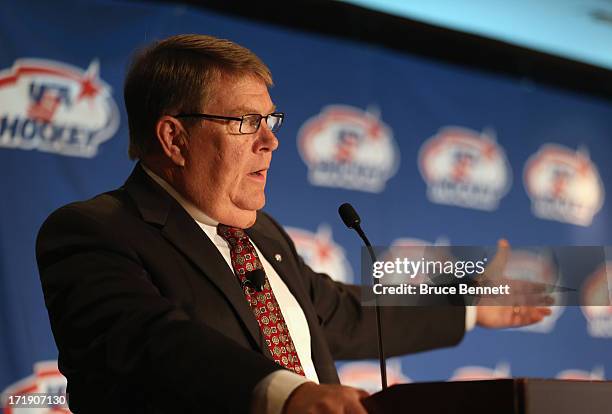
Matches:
[141,164,219,227]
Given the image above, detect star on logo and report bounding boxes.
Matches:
[76,60,102,103]
[314,228,335,262]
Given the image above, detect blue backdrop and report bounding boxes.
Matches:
[1,0,611,404]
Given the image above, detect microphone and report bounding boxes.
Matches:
[339,203,376,263]
[338,203,387,390]
[339,202,361,228]
[245,268,266,292]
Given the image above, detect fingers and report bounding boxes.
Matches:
[476,290,554,307]
[513,294,555,307]
[284,383,370,414]
[507,279,548,294]
[511,306,552,325]
[344,399,369,414]
[475,276,556,307]
[354,388,370,399]
[477,305,552,328]
[337,387,369,414]
[482,239,510,280]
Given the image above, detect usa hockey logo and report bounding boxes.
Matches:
[418,127,511,211]
[580,262,612,337]
[506,250,564,334]
[385,237,450,285]
[285,224,353,284]
[1,360,70,413]
[524,144,604,226]
[338,359,410,393]
[297,105,399,192]
[450,362,511,381]
[0,59,119,157]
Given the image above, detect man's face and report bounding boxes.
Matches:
[179,73,278,228]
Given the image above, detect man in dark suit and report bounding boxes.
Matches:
[36,34,550,414]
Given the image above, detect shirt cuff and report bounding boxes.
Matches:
[465,306,477,331]
[251,370,313,414]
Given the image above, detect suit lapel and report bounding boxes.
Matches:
[123,165,264,351]
[161,203,265,349]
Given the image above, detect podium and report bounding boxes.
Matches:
[362,378,612,414]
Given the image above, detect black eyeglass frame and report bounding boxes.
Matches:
[173,112,284,134]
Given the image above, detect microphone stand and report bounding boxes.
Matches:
[339,204,388,390]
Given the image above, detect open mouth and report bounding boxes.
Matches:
[248,169,267,180]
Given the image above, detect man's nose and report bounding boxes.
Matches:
[256,122,279,152]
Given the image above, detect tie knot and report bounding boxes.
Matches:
[217,224,249,246]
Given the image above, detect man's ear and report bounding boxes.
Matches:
[155,116,187,167]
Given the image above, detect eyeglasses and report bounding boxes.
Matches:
[173,112,284,134]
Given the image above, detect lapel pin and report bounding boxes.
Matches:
[274,254,282,262]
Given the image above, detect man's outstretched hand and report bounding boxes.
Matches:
[477,305,552,328]
[283,382,369,414]
[476,239,553,329]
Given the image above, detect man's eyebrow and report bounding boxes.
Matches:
[232,105,277,114]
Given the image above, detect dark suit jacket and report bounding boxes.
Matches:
[36,164,466,413]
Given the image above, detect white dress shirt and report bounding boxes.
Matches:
[141,164,476,414]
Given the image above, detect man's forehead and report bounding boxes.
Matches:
[207,75,275,113]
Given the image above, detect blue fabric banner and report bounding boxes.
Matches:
[1,0,610,403]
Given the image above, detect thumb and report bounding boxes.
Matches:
[483,239,510,279]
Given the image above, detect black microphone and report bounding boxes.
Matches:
[245,268,266,291]
[338,202,388,390]
[339,203,377,263]
[339,202,360,228]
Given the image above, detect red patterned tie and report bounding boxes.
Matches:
[217,224,305,376]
